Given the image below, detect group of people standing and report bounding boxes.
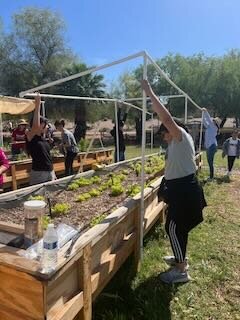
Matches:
[0,95,79,188]
[202,107,240,179]
[26,95,79,185]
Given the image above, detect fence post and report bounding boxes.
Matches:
[78,243,92,320]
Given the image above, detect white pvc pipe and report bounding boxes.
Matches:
[19,51,145,97]
[146,53,202,111]
[24,93,117,103]
[184,96,188,124]
[140,53,148,261]
[124,94,185,102]
[114,101,120,163]
[198,110,204,154]
[151,113,154,152]
[0,113,3,147]
[41,101,46,118]
[23,92,153,115]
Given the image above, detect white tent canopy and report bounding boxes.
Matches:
[0,96,35,115]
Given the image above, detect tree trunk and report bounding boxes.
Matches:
[74,100,87,143]
[219,116,227,128]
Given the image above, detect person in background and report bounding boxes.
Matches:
[11,119,28,159]
[26,94,56,185]
[54,119,79,176]
[202,108,219,180]
[8,120,13,133]
[0,147,10,191]
[222,129,240,176]
[142,79,206,284]
[110,107,129,162]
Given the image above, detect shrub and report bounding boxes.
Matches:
[78,138,90,152]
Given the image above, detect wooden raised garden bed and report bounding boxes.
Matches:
[0,153,202,320]
[2,149,113,191]
[0,155,165,320]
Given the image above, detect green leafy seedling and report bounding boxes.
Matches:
[52,203,71,215]
[89,189,101,197]
[67,183,79,191]
[28,195,45,201]
[110,184,124,196]
[75,193,92,202]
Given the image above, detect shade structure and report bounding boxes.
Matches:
[0,96,35,115]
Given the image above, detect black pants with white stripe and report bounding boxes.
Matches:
[165,218,188,263]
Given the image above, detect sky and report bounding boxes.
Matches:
[1,0,240,81]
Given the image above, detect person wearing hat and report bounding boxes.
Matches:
[26,94,56,185]
[11,119,28,159]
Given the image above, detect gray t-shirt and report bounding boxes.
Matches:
[165,127,196,180]
[62,129,78,153]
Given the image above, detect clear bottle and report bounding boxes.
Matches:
[42,224,58,273]
[24,200,46,248]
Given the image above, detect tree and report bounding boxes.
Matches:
[53,63,106,142]
[0,7,74,96]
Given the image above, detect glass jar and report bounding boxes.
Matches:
[24,200,46,248]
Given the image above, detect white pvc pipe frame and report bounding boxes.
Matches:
[20,50,204,262]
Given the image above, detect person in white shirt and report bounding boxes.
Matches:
[222,130,240,175]
[202,108,219,179]
[142,79,206,284]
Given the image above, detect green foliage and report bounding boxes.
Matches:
[110,184,124,196]
[28,195,45,201]
[52,203,71,215]
[42,215,52,230]
[76,177,92,187]
[98,183,109,192]
[67,183,79,191]
[89,189,101,197]
[75,193,91,202]
[90,213,107,227]
[78,138,90,152]
[91,176,102,184]
[126,184,141,197]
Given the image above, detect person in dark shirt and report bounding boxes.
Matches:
[110,120,126,162]
[54,119,79,176]
[110,108,128,162]
[26,94,56,185]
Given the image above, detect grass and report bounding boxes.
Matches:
[115,145,160,160]
[93,168,240,320]
[202,149,240,170]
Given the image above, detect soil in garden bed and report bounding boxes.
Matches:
[0,156,164,232]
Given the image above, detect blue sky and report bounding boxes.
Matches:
[1,0,240,81]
